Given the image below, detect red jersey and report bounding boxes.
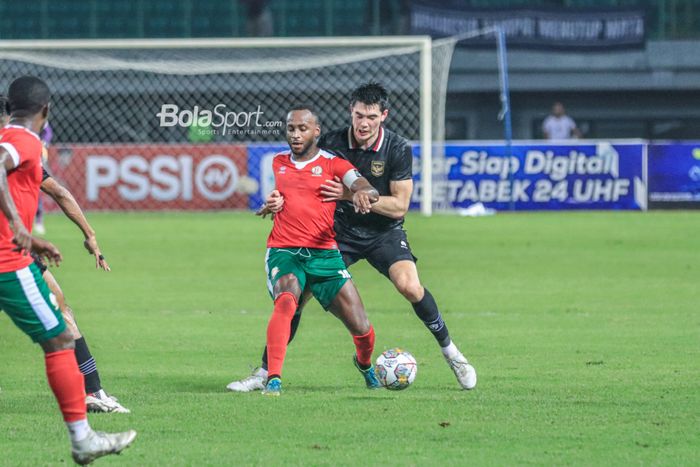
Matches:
[267,149,360,249]
[0,125,43,273]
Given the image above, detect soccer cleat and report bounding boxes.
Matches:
[71,429,137,465]
[86,389,130,413]
[261,377,282,396]
[445,353,477,390]
[226,367,267,393]
[353,355,382,389]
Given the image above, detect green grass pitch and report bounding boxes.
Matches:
[1,211,698,465]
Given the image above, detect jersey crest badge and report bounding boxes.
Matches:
[311,166,323,176]
[371,161,385,177]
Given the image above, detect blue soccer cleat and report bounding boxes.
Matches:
[353,355,382,389]
[261,377,282,396]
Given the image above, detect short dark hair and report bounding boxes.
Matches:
[7,76,51,117]
[287,104,320,125]
[350,81,389,112]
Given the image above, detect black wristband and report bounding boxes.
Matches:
[98,254,105,260]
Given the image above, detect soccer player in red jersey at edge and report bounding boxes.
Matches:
[253,104,382,395]
[0,95,130,414]
[0,76,136,464]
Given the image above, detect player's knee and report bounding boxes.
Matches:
[40,329,75,353]
[274,274,302,298]
[396,278,424,303]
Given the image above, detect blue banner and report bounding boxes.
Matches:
[247,144,287,210]
[410,3,646,50]
[411,142,647,211]
[648,142,700,205]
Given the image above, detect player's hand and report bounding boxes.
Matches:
[352,188,379,214]
[266,190,284,213]
[256,203,274,219]
[83,236,111,271]
[9,219,32,255]
[29,236,62,267]
[321,176,351,202]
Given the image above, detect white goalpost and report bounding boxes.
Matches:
[0,36,456,214]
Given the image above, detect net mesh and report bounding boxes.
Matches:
[0,39,456,211]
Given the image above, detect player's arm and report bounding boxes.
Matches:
[368,179,412,219]
[341,168,379,214]
[0,146,32,252]
[40,173,110,271]
[322,143,411,218]
[542,118,551,139]
[571,123,583,139]
[321,178,411,219]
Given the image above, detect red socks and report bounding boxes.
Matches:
[353,326,375,369]
[45,349,87,423]
[266,292,298,378]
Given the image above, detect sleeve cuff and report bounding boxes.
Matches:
[0,142,20,168]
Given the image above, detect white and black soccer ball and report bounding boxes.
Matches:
[375,348,417,390]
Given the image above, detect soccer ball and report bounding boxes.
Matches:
[375,348,417,390]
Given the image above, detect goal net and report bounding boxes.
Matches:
[0,37,458,214]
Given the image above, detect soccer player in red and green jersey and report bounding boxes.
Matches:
[0,76,135,464]
[255,104,381,395]
[1,95,129,413]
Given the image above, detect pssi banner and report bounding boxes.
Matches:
[411,142,647,211]
[46,144,251,210]
[648,142,700,207]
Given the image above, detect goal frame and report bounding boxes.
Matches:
[0,36,435,215]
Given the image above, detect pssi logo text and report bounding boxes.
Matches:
[86,155,239,202]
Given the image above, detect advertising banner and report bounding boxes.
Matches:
[246,144,287,210]
[411,142,647,211]
[46,144,249,210]
[410,3,646,50]
[648,142,700,207]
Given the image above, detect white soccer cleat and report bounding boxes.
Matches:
[71,429,137,465]
[86,389,130,414]
[226,367,267,392]
[445,353,477,390]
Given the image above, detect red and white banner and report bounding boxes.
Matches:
[46,144,250,210]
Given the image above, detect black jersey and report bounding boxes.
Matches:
[318,126,413,240]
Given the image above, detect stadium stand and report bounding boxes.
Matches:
[1,1,700,40]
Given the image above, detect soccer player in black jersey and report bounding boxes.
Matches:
[228,82,476,391]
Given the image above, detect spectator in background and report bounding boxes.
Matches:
[542,102,582,140]
[241,0,273,37]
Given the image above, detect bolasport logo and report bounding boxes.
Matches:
[156,104,283,136]
[86,154,244,202]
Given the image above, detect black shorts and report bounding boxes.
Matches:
[31,253,48,274]
[338,229,417,278]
